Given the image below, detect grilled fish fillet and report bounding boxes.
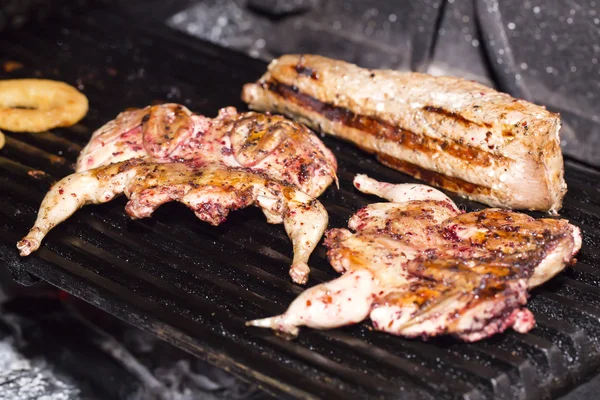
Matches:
[247,175,581,341]
[17,160,328,284]
[241,54,567,213]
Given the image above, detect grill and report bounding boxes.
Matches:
[2,7,600,400]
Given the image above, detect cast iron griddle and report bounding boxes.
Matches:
[1,8,600,400]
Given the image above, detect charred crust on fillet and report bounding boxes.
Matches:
[265,81,509,167]
[423,105,491,129]
[294,63,319,80]
[377,154,492,197]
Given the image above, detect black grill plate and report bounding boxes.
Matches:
[1,8,600,400]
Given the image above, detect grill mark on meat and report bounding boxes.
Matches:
[422,105,491,129]
[293,55,320,80]
[377,153,491,196]
[242,54,567,212]
[293,64,319,80]
[77,104,337,200]
[265,81,505,167]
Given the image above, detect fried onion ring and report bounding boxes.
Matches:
[0,79,88,132]
[0,130,4,150]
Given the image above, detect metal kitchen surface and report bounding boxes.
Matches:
[2,7,600,400]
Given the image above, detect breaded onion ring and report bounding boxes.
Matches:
[0,130,4,150]
[0,79,88,132]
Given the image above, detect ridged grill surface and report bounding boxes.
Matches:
[1,8,600,400]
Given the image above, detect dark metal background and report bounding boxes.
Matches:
[2,6,600,400]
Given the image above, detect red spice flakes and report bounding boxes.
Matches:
[221,146,233,156]
[443,224,462,242]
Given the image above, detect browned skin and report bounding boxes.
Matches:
[76,104,338,199]
[246,176,581,340]
[265,82,504,168]
[241,54,567,213]
[22,103,337,285]
[215,111,339,195]
[227,112,291,166]
[141,103,195,158]
[325,205,579,341]
[377,153,491,197]
[17,160,329,284]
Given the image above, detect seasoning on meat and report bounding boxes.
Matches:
[18,103,338,284]
[241,54,567,213]
[76,103,337,199]
[17,161,328,285]
[247,175,581,341]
